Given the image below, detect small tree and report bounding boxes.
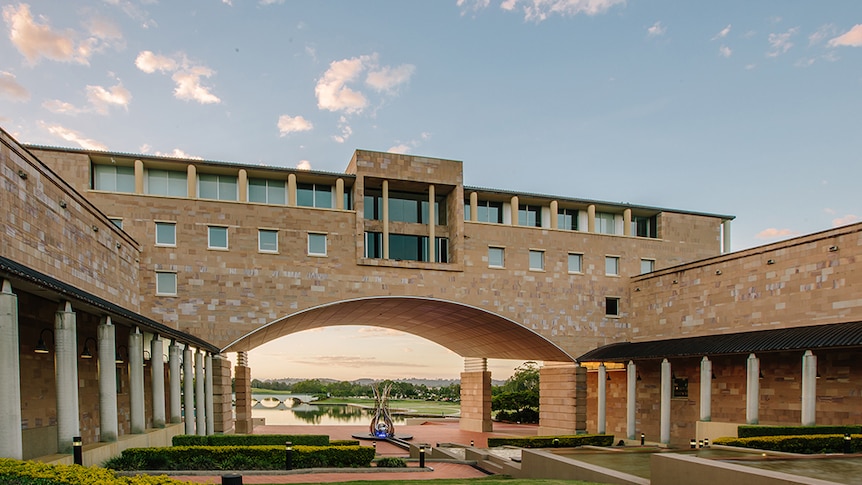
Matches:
[492,361,539,423]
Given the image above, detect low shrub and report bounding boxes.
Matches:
[172,434,329,446]
[105,445,375,471]
[0,458,192,484]
[375,457,407,468]
[714,434,858,454]
[329,440,360,446]
[737,425,862,438]
[487,434,614,448]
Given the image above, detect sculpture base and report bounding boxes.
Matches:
[352,433,413,441]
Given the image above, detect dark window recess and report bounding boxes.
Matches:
[633,215,658,238]
[605,297,620,316]
[673,377,688,398]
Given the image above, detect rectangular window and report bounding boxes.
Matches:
[109,218,123,229]
[568,253,583,273]
[605,297,620,316]
[147,169,187,197]
[93,165,135,193]
[558,208,578,231]
[673,377,689,398]
[488,247,505,268]
[605,256,620,276]
[529,250,544,271]
[596,212,616,235]
[477,200,503,223]
[464,201,471,221]
[208,226,228,249]
[198,174,238,201]
[155,222,176,246]
[364,232,383,258]
[297,183,332,208]
[308,233,327,256]
[155,272,177,296]
[435,237,449,263]
[258,229,278,253]
[633,215,658,238]
[249,178,286,205]
[640,258,655,274]
[518,205,541,227]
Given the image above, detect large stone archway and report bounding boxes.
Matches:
[221,296,577,433]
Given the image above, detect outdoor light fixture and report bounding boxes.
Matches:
[767,259,775,265]
[143,350,151,365]
[704,438,709,447]
[92,225,99,232]
[844,433,852,454]
[636,372,642,381]
[759,370,765,379]
[690,439,696,449]
[115,345,127,364]
[829,246,839,252]
[285,441,293,470]
[715,270,722,275]
[606,373,611,381]
[419,444,426,468]
[712,372,717,380]
[17,170,27,179]
[35,328,53,354]
[641,433,645,446]
[72,436,83,465]
[80,337,97,359]
[59,200,67,208]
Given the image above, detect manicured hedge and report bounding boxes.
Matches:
[714,434,858,454]
[737,425,862,438]
[0,458,192,484]
[329,440,360,446]
[487,434,614,448]
[172,434,329,446]
[106,445,375,471]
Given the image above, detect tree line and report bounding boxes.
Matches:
[251,378,462,402]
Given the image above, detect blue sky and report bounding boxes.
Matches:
[2,1,861,380]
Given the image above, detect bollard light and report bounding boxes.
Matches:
[372,441,377,455]
[704,438,709,447]
[419,444,426,468]
[640,433,645,446]
[72,436,83,465]
[470,440,474,447]
[285,441,293,470]
[553,438,560,448]
[221,473,243,485]
[845,433,852,454]
[690,439,696,449]
[698,439,704,448]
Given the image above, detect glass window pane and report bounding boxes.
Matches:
[308,233,327,255]
[314,185,332,208]
[605,256,619,275]
[606,297,619,316]
[208,226,228,249]
[297,184,314,207]
[168,171,187,196]
[641,259,655,274]
[568,254,582,273]
[199,174,219,199]
[147,169,168,195]
[529,250,544,270]
[267,181,285,204]
[259,230,278,252]
[248,179,267,202]
[155,223,176,245]
[156,272,177,295]
[218,176,237,201]
[488,247,504,267]
[116,166,135,193]
[109,218,123,229]
[94,165,114,190]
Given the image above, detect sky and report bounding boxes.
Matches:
[2,1,861,381]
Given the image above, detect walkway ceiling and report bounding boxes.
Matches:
[222,296,574,362]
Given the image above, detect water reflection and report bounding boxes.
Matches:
[253,403,408,426]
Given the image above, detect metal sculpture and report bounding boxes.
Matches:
[369,382,395,438]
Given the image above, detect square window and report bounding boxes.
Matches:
[605,256,620,276]
[308,233,327,256]
[641,258,655,274]
[568,253,583,273]
[259,229,278,253]
[488,247,505,268]
[596,212,616,235]
[208,226,228,249]
[529,250,544,271]
[155,222,176,246]
[605,297,620,316]
[155,272,177,296]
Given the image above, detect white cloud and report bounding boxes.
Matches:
[277,115,313,136]
[3,4,78,64]
[42,99,83,114]
[495,0,625,22]
[647,21,665,37]
[718,45,732,58]
[102,0,156,29]
[366,64,416,92]
[332,117,353,143]
[828,24,862,47]
[766,27,798,57]
[712,24,731,40]
[0,71,29,101]
[315,55,372,113]
[135,51,221,104]
[139,144,201,159]
[296,160,311,170]
[387,132,431,154]
[755,228,798,240]
[388,144,410,154]
[809,24,837,46]
[794,57,816,68]
[832,214,859,227]
[40,122,107,150]
[86,83,132,113]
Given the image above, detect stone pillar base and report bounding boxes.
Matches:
[212,355,234,433]
[460,370,492,432]
[234,364,253,434]
[539,362,585,435]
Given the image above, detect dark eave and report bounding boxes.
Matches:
[0,255,219,353]
[577,321,862,363]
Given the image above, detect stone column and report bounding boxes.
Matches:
[205,352,214,435]
[549,200,558,229]
[55,301,80,453]
[134,159,144,194]
[287,173,297,206]
[129,328,145,434]
[212,354,234,433]
[98,316,118,442]
[510,196,519,225]
[382,180,390,259]
[234,351,253,434]
[801,350,817,426]
[587,204,596,233]
[187,164,197,198]
[238,169,248,202]
[746,353,760,425]
[700,356,712,422]
[169,341,182,424]
[623,208,632,236]
[0,280,23,459]
[626,360,636,440]
[150,335,165,428]
[469,192,478,221]
[460,358,492,432]
[538,362,585,435]
[597,363,607,435]
[428,184,436,263]
[722,220,732,254]
[660,359,671,444]
[336,178,344,210]
[183,345,194,434]
[195,350,206,435]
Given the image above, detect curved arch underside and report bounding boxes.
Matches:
[222,296,574,362]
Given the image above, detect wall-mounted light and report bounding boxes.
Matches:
[715,270,722,275]
[766,259,775,265]
[35,328,54,353]
[17,170,27,179]
[92,225,99,232]
[116,242,121,249]
[712,373,717,380]
[115,345,127,364]
[606,373,612,381]
[636,372,642,381]
[59,200,67,209]
[143,350,151,365]
[672,279,679,284]
[80,337,97,359]
[829,246,839,252]
[635,287,641,292]
[759,370,765,379]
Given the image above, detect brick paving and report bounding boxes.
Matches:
[172,421,538,484]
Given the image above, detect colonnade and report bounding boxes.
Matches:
[593,353,821,444]
[0,278,215,460]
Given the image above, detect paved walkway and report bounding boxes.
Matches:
[172,421,538,484]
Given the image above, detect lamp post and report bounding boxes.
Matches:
[285,441,293,470]
[419,444,426,468]
[72,436,82,465]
